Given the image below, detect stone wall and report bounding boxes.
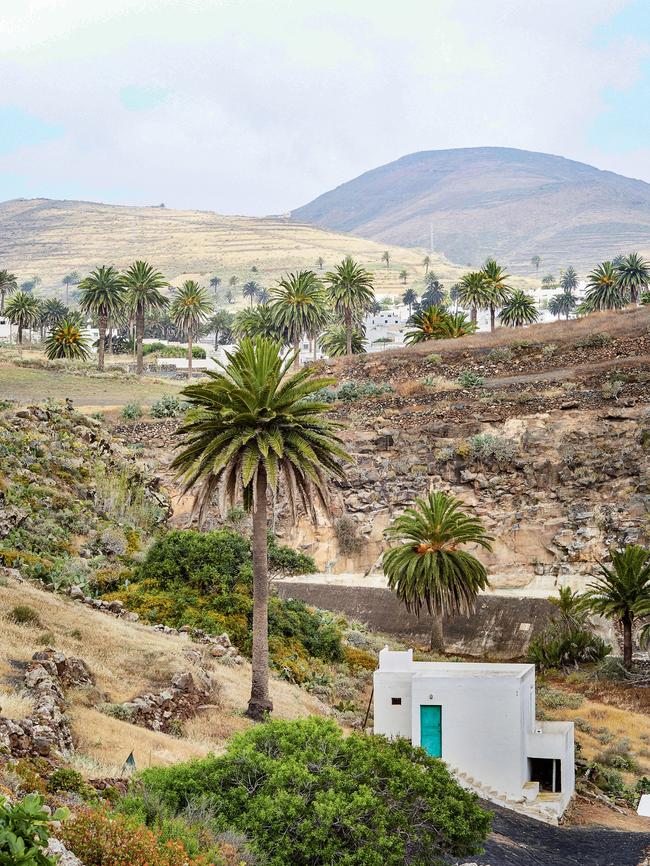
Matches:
[275,582,556,658]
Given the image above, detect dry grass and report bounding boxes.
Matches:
[0,577,326,774]
[0,690,34,720]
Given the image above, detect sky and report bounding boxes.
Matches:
[1,0,650,215]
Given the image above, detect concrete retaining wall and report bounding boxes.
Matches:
[275,583,556,658]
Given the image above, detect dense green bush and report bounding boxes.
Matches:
[0,793,67,866]
[527,623,610,672]
[121,402,143,420]
[150,394,188,418]
[142,342,206,359]
[9,605,42,626]
[467,433,517,462]
[457,370,484,388]
[137,717,491,866]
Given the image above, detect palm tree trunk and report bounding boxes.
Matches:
[98,312,107,371]
[430,616,444,653]
[471,306,477,326]
[107,317,113,356]
[622,613,633,670]
[247,467,273,721]
[17,323,23,345]
[214,328,219,349]
[490,305,496,332]
[313,335,318,362]
[135,303,144,375]
[293,336,300,371]
[187,331,193,380]
[345,309,352,358]
[0,290,4,315]
[631,286,639,306]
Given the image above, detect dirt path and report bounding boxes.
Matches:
[486,354,650,387]
[458,802,650,866]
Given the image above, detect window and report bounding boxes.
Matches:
[391,697,402,706]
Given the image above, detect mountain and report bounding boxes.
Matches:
[0,197,464,297]
[291,147,650,273]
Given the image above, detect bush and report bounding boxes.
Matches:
[335,380,393,402]
[46,767,89,795]
[60,807,209,866]
[426,353,442,365]
[343,646,377,670]
[487,347,513,363]
[150,395,188,418]
[577,332,611,348]
[527,623,610,673]
[537,687,584,710]
[467,434,516,462]
[0,793,67,866]
[9,605,41,627]
[138,717,491,866]
[456,370,484,388]
[142,342,206,359]
[121,403,143,420]
[334,515,363,556]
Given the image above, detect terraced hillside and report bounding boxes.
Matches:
[0,197,464,299]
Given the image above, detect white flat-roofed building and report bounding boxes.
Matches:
[373,648,574,824]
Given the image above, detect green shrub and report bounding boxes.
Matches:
[150,395,188,418]
[456,370,484,388]
[334,515,363,556]
[487,347,513,362]
[537,687,584,710]
[335,380,393,402]
[122,403,143,420]
[467,433,516,462]
[577,332,611,348]
[142,342,206,359]
[0,793,67,866]
[138,717,491,866]
[426,353,442,365]
[9,605,41,627]
[542,343,558,357]
[527,623,610,672]
[46,767,89,795]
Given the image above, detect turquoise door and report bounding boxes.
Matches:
[420,705,442,757]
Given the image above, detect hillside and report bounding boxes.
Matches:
[291,147,650,273]
[0,197,464,300]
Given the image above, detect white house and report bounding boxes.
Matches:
[373,648,574,824]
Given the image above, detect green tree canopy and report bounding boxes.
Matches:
[78,265,125,370]
[498,289,539,327]
[325,256,375,358]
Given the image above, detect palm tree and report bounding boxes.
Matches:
[172,337,350,719]
[233,305,284,341]
[78,266,125,371]
[316,257,324,271]
[5,291,39,344]
[325,257,375,358]
[435,311,476,339]
[209,276,222,297]
[62,271,80,306]
[383,491,493,651]
[541,274,557,290]
[404,306,449,344]
[551,290,577,321]
[209,309,234,348]
[399,269,408,284]
[559,266,578,293]
[422,272,445,304]
[319,325,366,357]
[121,261,168,375]
[531,255,541,272]
[548,297,561,320]
[582,545,650,669]
[170,281,214,379]
[402,287,417,317]
[481,258,512,331]
[579,261,626,313]
[615,252,650,305]
[457,272,489,325]
[0,270,17,314]
[44,318,91,361]
[229,275,238,289]
[242,281,261,307]
[498,290,539,327]
[423,255,431,274]
[381,251,390,269]
[269,271,328,370]
[256,287,270,304]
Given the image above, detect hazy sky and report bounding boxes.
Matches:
[1,0,649,214]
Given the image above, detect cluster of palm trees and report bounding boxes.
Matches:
[231,257,376,361]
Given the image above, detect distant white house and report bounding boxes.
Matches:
[373,649,574,824]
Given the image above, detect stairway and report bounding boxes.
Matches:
[449,766,562,825]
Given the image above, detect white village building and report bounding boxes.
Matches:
[373,648,574,824]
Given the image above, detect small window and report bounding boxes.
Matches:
[391,697,402,706]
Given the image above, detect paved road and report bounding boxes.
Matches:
[455,803,650,866]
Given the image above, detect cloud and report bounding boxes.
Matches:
[0,0,648,213]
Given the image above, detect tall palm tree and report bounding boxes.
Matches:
[172,337,350,719]
[269,270,328,370]
[42,297,67,327]
[209,276,222,298]
[498,290,539,327]
[399,269,408,284]
[170,280,214,379]
[579,261,626,313]
[531,255,541,272]
[381,251,390,269]
[316,256,324,271]
[582,545,650,669]
[481,258,512,331]
[325,257,375,358]
[256,287,270,304]
[457,272,489,325]
[121,261,168,375]
[0,270,17,314]
[62,271,80,306]
[423,255,431,273]
[44,318,91,361]
[5,291,39,344]
[233,304,285,341]
[541,274,557,290]
[319,325,366,357]
[615,252,650,305]
[210,309,234,348]
[548,296,561,320]
[559,266,578,293]
[552,290,577,321]
[78,266,125,371]
[421,272,445,308]
[402,287,417,317]
[242,281,261,307]
[229,275,238,289]
[383,491,493,651]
